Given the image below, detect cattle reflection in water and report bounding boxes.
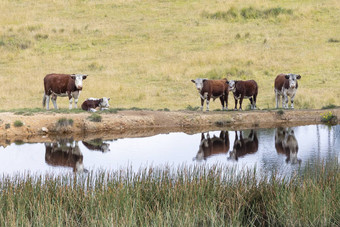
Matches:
[193,131,230,161]
[45,139,87,172]
[275,128,301,164]
[228,130,258,161]
[82,139,110,153]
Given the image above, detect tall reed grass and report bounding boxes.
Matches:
[0,160,339,226]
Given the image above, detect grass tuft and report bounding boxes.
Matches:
[13,120,23,127]
[88,113,102,122]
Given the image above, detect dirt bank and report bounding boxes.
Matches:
[0,108,339,146]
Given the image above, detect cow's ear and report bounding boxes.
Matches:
[70,74,76,79]
[285,75,290,79]
[226,81,229,84]
[108,98,110,101]
[82,75,88,80]
[191,79,195,83]
[203,79,207,82]
[100,98,103,102]
[296,75,301,79]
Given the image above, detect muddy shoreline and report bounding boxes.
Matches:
[0,108,339,146]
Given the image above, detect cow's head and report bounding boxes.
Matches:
[71,74,88,90]
[226,80,236,92]
[285,74,301,89]
[100,97,110,108]
[191,78,207,91]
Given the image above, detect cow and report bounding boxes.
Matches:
[228,130,258,161]
[275,127,301,164]
[191,78,229,111]
[42,73,88,110]
[274,73,301,109]
[227,80,258,110]
[45,139,87,172]
[81,97,110,112]
[193,131,230,161]
[82,139,110,152]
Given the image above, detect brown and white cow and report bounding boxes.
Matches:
[43,73,88,110]
[81,97,110,112]
[228,130,258,161]
[274,73,301,109]
[82,139,110,153]
[227,80,258,110]
[275,127,301,164]
[193,131,230,161]
[45,139,87,172]
[191,78,229,111]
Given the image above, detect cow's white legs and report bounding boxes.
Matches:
[71,91,80,109]
[69,98,73,109]
[282,93,288,109]
[290,94,296,109]
[45,95,50,110]
[51,95,58,109]
[275,93,280,108]
[206,100,210,111]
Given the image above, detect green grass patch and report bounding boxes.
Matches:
[328,38,339,43]
[0,160,338,226]
[88,113,102,122]
[186,105,200,111]
[321,104,337,109]
[320,111,338,125]
[13,120,23,127]
[56,118,74,127]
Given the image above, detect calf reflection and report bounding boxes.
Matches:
[82,139,110,153]
[193,131,230,161]
[228,130,258,161]
[45,139,86,172]
[275,128,301,164]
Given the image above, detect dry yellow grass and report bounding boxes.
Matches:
[0,0,339,110]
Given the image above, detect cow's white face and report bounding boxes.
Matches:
[191,78,207,91]
[100,97,110,108]
[71,74,88,90]
[227,80,236,92]
[285,74,301,89]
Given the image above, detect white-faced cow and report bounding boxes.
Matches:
[193,131,230,161]
[275,127,301,164]
[45,139,87,173]
[81,97,110,112]
[191,78,229,111]
[228,130,258,161]
[227,80,258,110]
[82,139,110,153]
[274,73,301,109]
[43,73,88,110]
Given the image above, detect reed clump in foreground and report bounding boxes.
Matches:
[0,161,339,226]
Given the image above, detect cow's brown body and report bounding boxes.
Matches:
[229,130,258,161]
[228,80,258,110]
[43,73,87,110]
[81,99,101,111]
[44,140,85,172]
[194,131,230,161]
[191,78,229,111]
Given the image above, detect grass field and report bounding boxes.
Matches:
[0,0,339,110]
[0,161,339,226]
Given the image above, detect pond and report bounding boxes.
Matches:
[0,124,339,177]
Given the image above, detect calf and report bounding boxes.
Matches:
[191,78,229,111]
[43,73,88,110]
[228,130,258,161]
[81,97,110,112]
[193,131,230,161]
[45,139,87,173]
[274,73,301,109]
[227,80,258,110]
[82,139,110,153]
[275,128,301,164]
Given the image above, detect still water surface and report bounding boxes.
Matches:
[0,124,339,177]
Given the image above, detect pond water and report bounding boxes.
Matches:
[0,124,339,177]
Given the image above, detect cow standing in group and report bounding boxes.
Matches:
[275,127,301,164]
[274,73,301,109]
[228,130,258,161]
[227,80,258,110]
[193,131,230,161]
[191,78,229,111]
[43,73,88,110]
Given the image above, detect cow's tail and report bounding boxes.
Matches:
[42,93,46,108]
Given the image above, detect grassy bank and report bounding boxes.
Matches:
[0,0,339,110]
[0,161,339,226]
